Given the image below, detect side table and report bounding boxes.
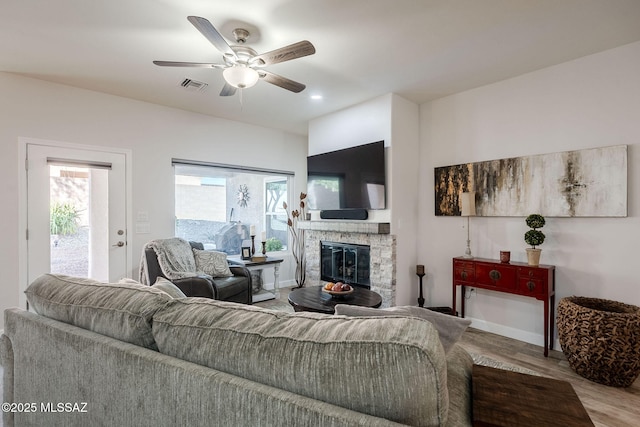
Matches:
[472,364,594,426]
[228,256,284,303]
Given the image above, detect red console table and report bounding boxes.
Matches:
[452,257,556,357]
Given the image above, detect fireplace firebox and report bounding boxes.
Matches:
[320,241,370,288]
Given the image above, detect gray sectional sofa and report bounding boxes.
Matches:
[1,274,474,427]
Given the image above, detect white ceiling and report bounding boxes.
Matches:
[3,0,640,136]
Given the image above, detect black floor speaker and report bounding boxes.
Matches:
[319,209,368,220]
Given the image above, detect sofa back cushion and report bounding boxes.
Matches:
[25,274,171,350]
[334,305,471,354]
[152,298,449,426]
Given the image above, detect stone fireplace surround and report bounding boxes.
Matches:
[299,221,396,307]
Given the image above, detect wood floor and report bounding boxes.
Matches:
[257,290,640,427]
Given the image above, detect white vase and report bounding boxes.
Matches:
[526,248,542,266]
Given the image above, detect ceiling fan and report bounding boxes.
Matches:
[153,16,316,96]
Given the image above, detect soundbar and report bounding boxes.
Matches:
[320,209,368,220]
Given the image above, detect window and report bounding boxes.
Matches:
[173,160,292,255]
[264,179,288,252]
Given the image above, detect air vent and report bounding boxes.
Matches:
[179,78,208,92]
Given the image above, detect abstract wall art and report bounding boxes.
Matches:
[434,145,627,217]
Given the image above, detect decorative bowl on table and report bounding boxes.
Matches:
[322,283,354,298]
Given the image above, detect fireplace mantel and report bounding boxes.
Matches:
[298,221,390,235]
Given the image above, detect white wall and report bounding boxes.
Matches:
[0,73,307,330]
[308,96,392,155]
[308,94,393,223]
[389,95,421,306]
[420,41,640,346]
[308,93,421,306]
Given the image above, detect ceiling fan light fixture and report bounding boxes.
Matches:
[154,17,315,95]
[223,66,259,89]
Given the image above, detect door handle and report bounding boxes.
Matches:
[112,241,125,247]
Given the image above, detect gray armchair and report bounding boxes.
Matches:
[142,239,252,304]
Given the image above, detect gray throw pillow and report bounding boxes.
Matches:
[334,305,471,354]
[192,248,233,278]
[152,277,187,298]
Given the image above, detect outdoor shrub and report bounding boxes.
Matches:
[265,237,283,252]
[50,202,80,236]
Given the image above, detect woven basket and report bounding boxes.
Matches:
[557,296,640,387]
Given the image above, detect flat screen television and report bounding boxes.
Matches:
[307,141,386,210]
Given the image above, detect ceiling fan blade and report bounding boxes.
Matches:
[259,71,306,93]
[252,41,315,66]
[220,83,237,97]
[153,60,224,68]
[187,16,236,58]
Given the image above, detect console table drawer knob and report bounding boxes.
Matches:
[527,281,536,291]
[489,270,501,281]
[461,271,468,280]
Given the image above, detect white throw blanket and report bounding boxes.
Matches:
[139,237,205,285]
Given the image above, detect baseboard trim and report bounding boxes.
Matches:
[279,279,297,288]
[467,317,544,348]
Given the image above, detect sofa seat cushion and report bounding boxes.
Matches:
[152,298,449,426]
[25,273,171,350]
[212,275,249,300]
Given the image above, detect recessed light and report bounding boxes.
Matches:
[310,94,323,100]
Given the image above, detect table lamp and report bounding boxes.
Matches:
[460,192,476,258]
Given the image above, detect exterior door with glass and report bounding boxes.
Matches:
[26,143,129,289]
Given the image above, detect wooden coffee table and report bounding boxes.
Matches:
[472,364,594,427]
[288,286,382,314]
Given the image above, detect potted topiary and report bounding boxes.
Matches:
[524,213,545,266]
